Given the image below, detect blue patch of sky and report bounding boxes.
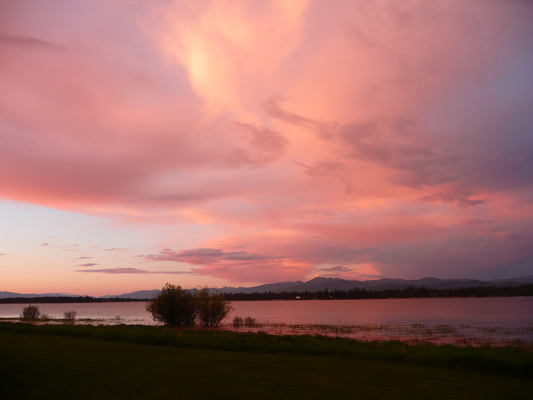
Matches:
[0,200,144,254]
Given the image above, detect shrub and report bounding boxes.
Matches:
[21,305,41,320]
[233,316,244,327]
[146,284,198,326]
[197,289,232,327]
[244,317,256,327]
[147,284,232,327]
[40,313,52,320]
[64,310,77,322]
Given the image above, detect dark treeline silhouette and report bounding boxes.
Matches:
[222,284,533,301]
[1,284,532,303]
[0,296,146,304]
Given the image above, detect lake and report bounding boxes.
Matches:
[2,297,532,345]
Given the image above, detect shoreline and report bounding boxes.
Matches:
[1,293,532,304]
[2,318,532,348]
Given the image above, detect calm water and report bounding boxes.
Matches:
[2,297,532,344]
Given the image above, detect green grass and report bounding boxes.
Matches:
[0,322,532,399]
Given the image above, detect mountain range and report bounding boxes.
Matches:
[3,276,533,299]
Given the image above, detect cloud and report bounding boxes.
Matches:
[419,190,485,207]
[226,122,289,167]
[263,98,337,139]
[1,0,533,290]
[316,263,383,280]
[143,247,308,283]
[40,243,50,247]
[76,268,192,274]
[492,231,527,242]
[144,248,279,265]
[338,119,461,188]
[0,33,62,50]
[77,263,98,267]
[153,0,310,115]
[74,256,93,260]
[461,219,494,226]
[320,265,353,273]
[299,160,354,194]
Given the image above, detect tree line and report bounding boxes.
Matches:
[221,284,533,301]
[2,284,532,304]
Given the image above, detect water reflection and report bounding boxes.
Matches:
[1,297,531,345]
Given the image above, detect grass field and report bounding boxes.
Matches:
[1,322,531,399]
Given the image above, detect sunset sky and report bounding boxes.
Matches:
[1,0,532,296]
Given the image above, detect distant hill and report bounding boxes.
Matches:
[0,291,75,300]
[100,289,161,300]
[212,276,533,294]
[215,280,305,294]
[3,276,533,300]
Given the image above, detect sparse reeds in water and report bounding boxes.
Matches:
[476,326,533,336]
[435,325,458,334]
[229,316,261,329]
[219,319,533,346]
[63,310,77,323]
[40,313,52,321]
[401,324,458,336]
[20,305,41,320]
[257,323,394,336]
[224,321,533,346]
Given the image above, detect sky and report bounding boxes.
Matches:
[1,0,532,296]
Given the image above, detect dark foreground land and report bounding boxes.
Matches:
[1,323,531,399]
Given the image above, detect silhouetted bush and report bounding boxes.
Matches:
[21,305,41,319]
[63,310,77,322]
[233,316,244,327]
[244,317,257,327]
[197,289,232,327]
[146,284,198,326]
[147,284,232,327]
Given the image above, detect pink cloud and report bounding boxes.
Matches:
[1,0,533,292]
[226,121,289,167]
[0,32,63,50]
[144,248,309,283]
[77,268,192,275]
[317,264,383,280]
[144,248,280,264]
[419,190,485,207]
